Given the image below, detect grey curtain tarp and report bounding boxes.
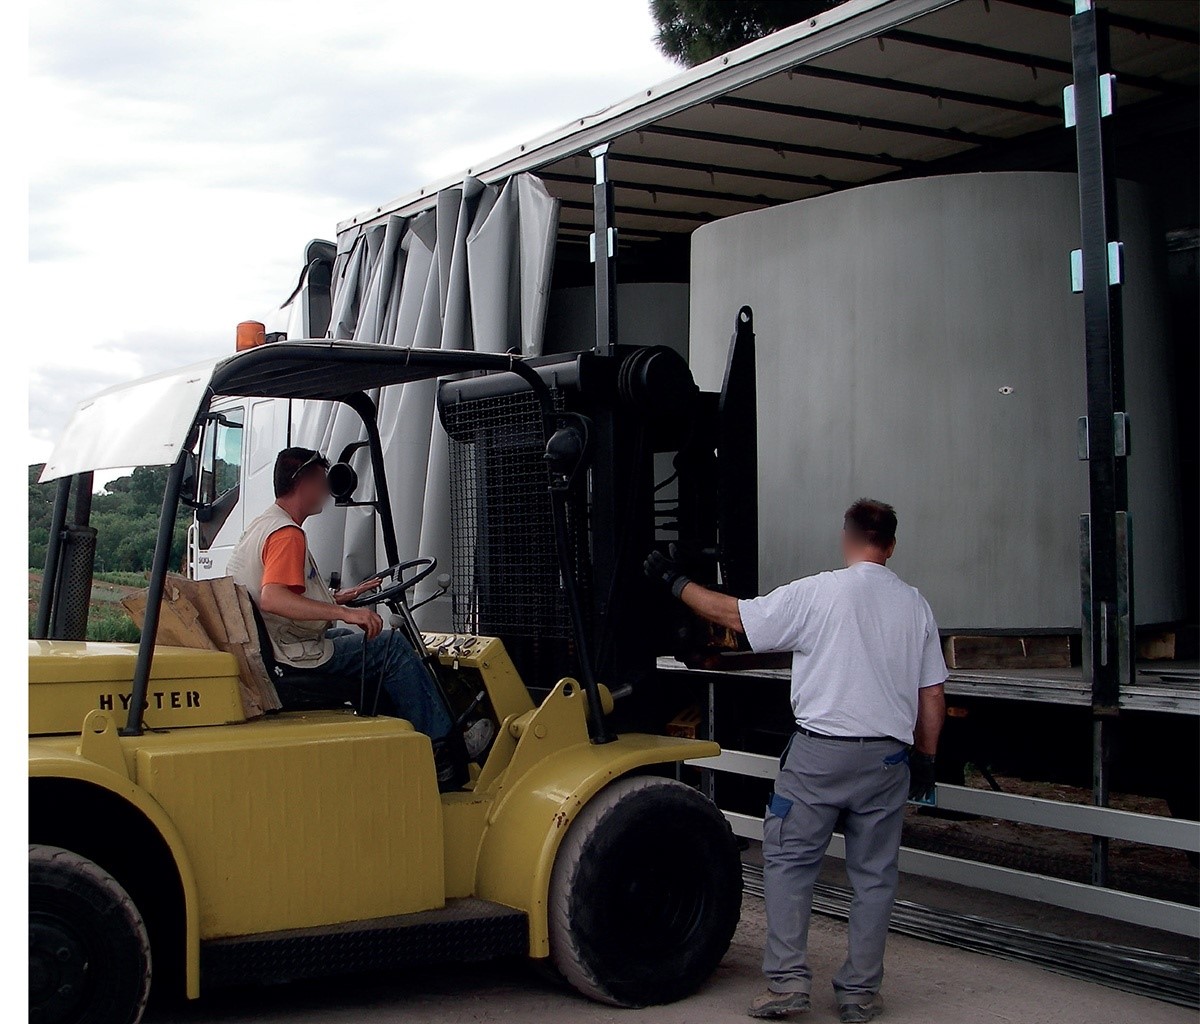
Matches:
[293,173,559,627]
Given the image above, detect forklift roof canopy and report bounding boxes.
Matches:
[40,341,532,482]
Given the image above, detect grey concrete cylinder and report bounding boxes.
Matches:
[688,172,1183,630]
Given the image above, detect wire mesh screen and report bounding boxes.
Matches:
[445,389,587,639]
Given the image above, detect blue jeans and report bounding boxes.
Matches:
[276,627,453,740]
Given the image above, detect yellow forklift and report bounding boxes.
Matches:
[29,341,742,1023]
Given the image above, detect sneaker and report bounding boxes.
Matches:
[463,717,496,760]
[839,995,883,1023]
[747,989,810,1018]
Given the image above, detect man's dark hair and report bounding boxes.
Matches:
[843,498,897,549]
[273,447,328,498]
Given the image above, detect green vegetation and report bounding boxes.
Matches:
[86,606,141,643]
[29,464,180,641]
[29,464,190,573]
[27,572,142,643]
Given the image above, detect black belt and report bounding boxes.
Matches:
[796,724,895,743]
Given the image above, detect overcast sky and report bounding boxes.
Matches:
[26,0,679,465]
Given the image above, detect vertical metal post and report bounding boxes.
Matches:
[590,143,617,356]
[121,455,188,736]
[703,680,716,803]
[1068,0,1131,887]
[33,476,73,639]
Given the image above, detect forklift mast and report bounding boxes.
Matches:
[437,307,757,699]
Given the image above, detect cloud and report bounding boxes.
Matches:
[27,0,679,462]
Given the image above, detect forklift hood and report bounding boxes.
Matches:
[40,341,536,482]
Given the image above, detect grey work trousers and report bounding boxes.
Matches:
[762,730,909,1002]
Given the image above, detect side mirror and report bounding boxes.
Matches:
[179,451,212,519]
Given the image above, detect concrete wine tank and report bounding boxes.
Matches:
[687,172,1183,630]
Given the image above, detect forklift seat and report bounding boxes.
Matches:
[246,598,354,713]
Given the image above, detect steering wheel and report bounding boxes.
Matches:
[344,557,438,608]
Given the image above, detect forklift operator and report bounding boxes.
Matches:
[645,499,947,1024]
[227,447,454,743]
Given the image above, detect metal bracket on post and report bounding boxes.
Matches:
[1112,411,1129,457]
[589,142,618,357]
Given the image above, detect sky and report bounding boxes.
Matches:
[25,0,681,467]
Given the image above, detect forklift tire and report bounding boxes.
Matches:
[548,775,742,1007]
[29,845,152,1024]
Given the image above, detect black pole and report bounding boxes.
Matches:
[33,476,72,639]
[505,359,614,744]
[1069,0,1129,887]
[590,143,617,357]
[121,455,188,736]
[73,472,94,526]
[343,392,400,567]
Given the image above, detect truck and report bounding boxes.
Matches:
[186,0,1197,922]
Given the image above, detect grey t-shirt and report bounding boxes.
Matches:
[738,561,947,743]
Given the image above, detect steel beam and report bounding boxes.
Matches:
[886,27,1190,97]
[713,95,996,146]
[789,64,1061,119]
[540,171,773,209]
[1069,0,1132,890]
[691,750,1200,851]
[607,151,849,189]
[1001,0,1200,46]
[722,811,1200,937]
[641,124,916,170]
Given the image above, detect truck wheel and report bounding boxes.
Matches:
[548,776,742,1007]
[29,845,151,1024]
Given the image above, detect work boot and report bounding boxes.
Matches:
[747,989,810,1018]
[432,739,467,792]
[838,995,884,1022]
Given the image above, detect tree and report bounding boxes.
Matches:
[28,464,189,573]
[650,0,843,66]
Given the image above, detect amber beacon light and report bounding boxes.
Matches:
[236,320,266,351]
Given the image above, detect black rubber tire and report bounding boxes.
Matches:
[548,776,742,1007]
[29,845,152,1024]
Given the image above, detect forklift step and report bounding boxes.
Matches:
[201,898,529,990]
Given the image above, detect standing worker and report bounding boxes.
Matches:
[645,499,947,1023]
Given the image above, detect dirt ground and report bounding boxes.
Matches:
[148,888,1195,1024]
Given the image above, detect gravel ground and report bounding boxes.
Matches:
[148,891,1195,1024]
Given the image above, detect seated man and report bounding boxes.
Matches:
[227,446,454,747]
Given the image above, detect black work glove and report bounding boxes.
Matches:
[644,547,691,600]
[908,751,937,803]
